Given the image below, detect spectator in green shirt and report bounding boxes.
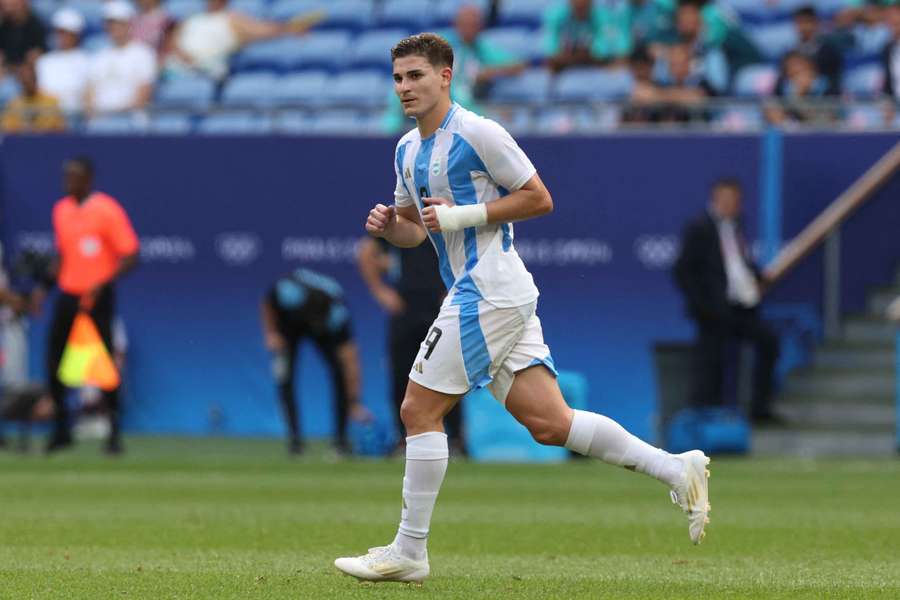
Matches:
[629,0,676,47]
[443,4,526,101]
[542,0,632,72]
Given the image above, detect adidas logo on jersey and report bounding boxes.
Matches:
[413,362,423,374]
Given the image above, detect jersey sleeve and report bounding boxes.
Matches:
[104,199,140,256]
[473,119,537,192]
[393,141,414,208]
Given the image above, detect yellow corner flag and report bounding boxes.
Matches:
[57,313,120,391]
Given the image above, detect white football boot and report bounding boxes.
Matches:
[669,450,711,544]
[334,544,430,583]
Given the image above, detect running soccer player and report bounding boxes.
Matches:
[335,33,711,583]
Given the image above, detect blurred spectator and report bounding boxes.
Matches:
[767,52,836,125]
[35,8,89,114]
[0,0,46,72]
[625,42,712,124]
[675,0,762,89]
[44,156,139,454]
[629,0,676,48]
[444,4,525,102]
[86,1,156,117]
[790,5,845,95]
[260,268,369,456]
[884,4,900,100]
[164,0,320,80]
[673,178,780,425]
[1,62,64,132]
[543,0,632,73]
[132,0,174,53]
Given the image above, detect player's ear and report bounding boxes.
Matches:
[440,66,453,88]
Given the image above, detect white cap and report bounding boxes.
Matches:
[103,1,136,22]
[52,8,85,34]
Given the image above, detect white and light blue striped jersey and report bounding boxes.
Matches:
[393,103,539,309]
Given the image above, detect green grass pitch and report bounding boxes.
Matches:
[0,437,898,599]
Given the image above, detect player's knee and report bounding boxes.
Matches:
[526,417,568,447]
[400,398,435,432]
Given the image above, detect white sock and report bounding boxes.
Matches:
[393,431,448,561]
[564,409,683,487]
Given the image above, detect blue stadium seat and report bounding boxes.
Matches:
[269,0,319,22]
[848,25,892,65]
[326,71,392,108]
[378,0,431,30]
[275,36,348,71]
[197,111,273,135]
[269,31,351,71]
[220,72,279,108]
[31,0,55,23]
[733,64,778,98]
[272,110,314,134]
[308,110,364,134]
[479,27,535,62]
[842,64,886,98]
[483,106,533,134]
[348,29,409,71]
[230,0,267,19]
[155,76,217,111]
[318,0,376,31]
[165,0,205,21]
[553,68,634,102]
[497,0,551,28]
[490,68,551,104]
[748,23,798,61]
[816,0,849,19]
[271,71,329,107]
[85,114,147,135]
[150,113,194,134]
[233,39,287,72]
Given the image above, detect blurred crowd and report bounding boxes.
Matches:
[0,0,899,133]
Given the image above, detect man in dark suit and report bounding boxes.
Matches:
[883,4,900,101]
[673,178,780,424]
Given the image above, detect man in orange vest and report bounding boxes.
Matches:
[45,157,139,454]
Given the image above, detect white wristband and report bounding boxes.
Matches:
[434,203,488,232]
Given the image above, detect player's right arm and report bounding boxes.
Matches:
[365,203,426,248]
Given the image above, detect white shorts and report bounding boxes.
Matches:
[408,300,557,404]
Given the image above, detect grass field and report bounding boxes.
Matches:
[0,437,898,599]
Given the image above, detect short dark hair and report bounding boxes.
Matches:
[391,33,454,69]
[712,177,742,193]
[793,5,818,19]
[66,156,95,178]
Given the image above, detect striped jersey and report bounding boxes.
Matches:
[393,103,539,309]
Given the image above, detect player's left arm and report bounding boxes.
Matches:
[421,120,552,233]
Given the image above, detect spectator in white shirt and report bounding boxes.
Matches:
[85,1,156,116]
[35,8,90,113]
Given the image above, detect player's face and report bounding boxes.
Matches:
[392,55,451,119]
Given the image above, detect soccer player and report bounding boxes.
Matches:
[335,33,711,583]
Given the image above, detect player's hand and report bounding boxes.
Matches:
[421,197,454,233]
[365,204,396,238]
[374,286,406,316]
[265,331,286,352]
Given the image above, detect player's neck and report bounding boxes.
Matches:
[416,97,453,139]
